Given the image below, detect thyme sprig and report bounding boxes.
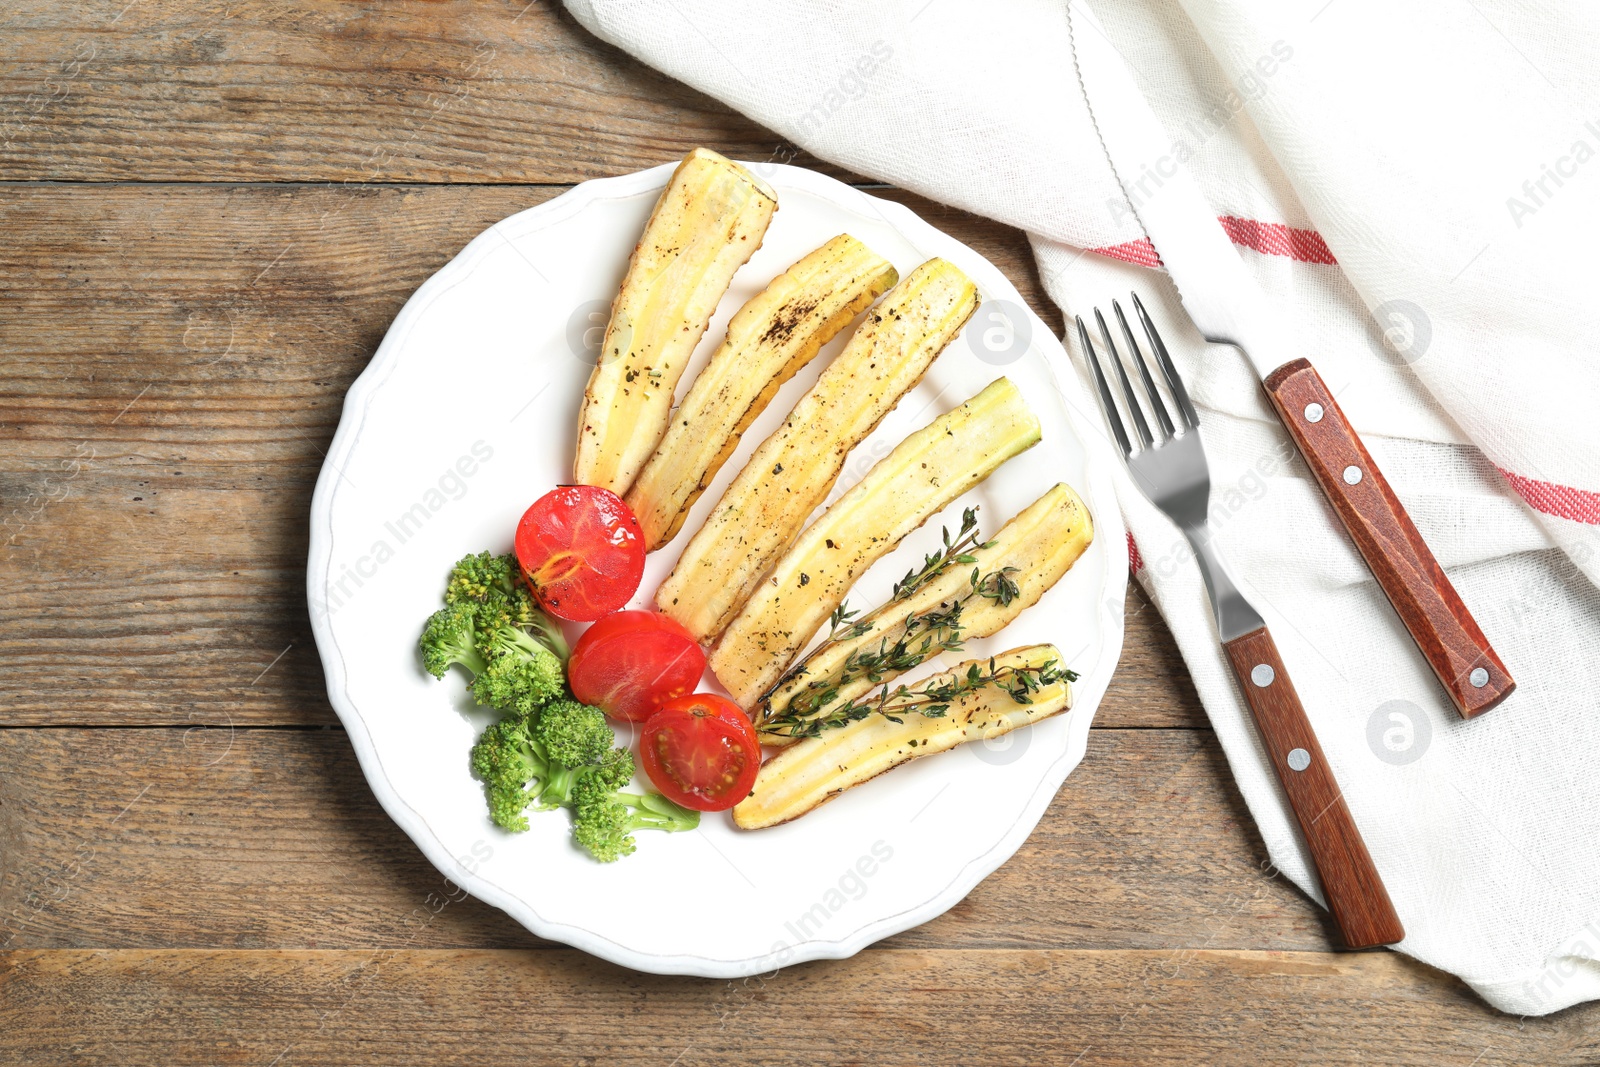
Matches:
[781,566,1023,719]
[766,508,996,700]
[783,599,968,722]
[765,656,1076,740]
[758,507,1059,739]
[892,506,992,602]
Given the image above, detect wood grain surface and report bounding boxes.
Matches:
[1,2,1593,1063]
[4,948,1592,1067]
[0,1,842,184]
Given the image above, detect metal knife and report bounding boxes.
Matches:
[1070,5,1513,718]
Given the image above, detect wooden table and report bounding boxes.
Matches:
[1,3,1594,1063]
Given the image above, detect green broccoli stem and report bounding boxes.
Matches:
[535,763,585,810]
[527,611,570,664]
[450,635,488,678]
[481,622,547,661]
[618,792,700,832]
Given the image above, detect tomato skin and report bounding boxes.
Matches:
[514,485,645,622]
[640,695,761,812]
[568,610,706,722]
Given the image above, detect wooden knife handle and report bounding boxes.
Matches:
[1262,359,1514,719]
[1222,626,1405,949]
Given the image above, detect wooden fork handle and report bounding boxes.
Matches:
[1222,625,1405,949]
[1262,359,1514,719]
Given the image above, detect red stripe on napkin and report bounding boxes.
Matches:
[1217,217,1338,264]
[1127,531,1144,573]
[1091,237,1163,268]
[1088,218,1336,267]
[1499,468,1600,526]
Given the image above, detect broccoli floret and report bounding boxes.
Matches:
[531,698,613,767]
[447,551,569,663]
[486,781,536,833]
[469,714,548,832]
[469,700,624,827]
[570,784,636,862]
[419,603,488,679]
[420,596,560,710]
[536,743,634,811]
[522,700,618,809]
[469,640,563,714]
[445,550,520,606]
[469,708,698,860]
[569,773,700,863]
[589,746,636,793]
[423,550,569,709]
[469,713,536,783]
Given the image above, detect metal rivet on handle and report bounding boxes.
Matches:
[1343,465,1363,485]
[1469,667,1489,688]
[1287,748,1312,772]
[1304,402,1324,423]
[1251,664,1275,687]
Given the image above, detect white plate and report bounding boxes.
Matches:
[307,160,1128,977]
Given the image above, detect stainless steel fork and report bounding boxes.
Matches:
[1080,294,1404,950]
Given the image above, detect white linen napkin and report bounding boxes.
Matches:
[563,0,1600,1014]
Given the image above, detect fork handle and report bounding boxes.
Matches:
[1221,625,1405,949]
[1262,359,1514,719]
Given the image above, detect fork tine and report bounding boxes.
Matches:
[1095,308,1154,450]
[1076,315,1133,457]
[1114,300,1175,441]
[1131,292,1200,431]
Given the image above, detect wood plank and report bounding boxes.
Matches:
[0,0,841,184]
[0,728,1313,952]
[1,947,1591,1066]
[0,181,1196,728]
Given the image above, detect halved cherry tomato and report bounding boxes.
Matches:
[568,610,706,722]
[640,694,761,812]
[514,485,644,621]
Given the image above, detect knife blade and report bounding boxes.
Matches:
[1069,2,1514,718]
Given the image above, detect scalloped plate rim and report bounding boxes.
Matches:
[306,159,1129,977]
